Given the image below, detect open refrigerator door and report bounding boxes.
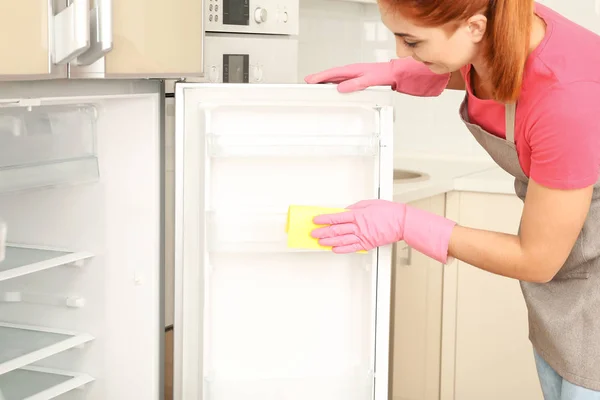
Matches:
[174,83,394,400]
[0,80,163,400]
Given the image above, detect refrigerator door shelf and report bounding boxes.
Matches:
[0,323,94,376]
[0,366,94,400]
[203,371,373,400]
[206,133,379,158]
[0,103,99,194]
[0,245,93,283]
[206,209,373,254]
[198,100,381,159]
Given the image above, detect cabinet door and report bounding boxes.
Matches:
[442,191,542,400]
[0,0,90,80]
[70,0,204,79]
[389,194,445,400]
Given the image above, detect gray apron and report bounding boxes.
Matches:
[459,96,600,390]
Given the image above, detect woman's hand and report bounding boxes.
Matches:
[311,200,407,253]
[305,62,399,93]
[311,199,457,263]
[304,58,455,96]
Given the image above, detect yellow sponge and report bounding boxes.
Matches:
[285,205,367,253]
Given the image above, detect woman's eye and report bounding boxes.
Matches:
[404,41,419,48]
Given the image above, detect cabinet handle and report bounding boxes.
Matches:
[74,0,113,66]
[53,0,91,64]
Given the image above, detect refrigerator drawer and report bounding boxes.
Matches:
[0,103,99,194]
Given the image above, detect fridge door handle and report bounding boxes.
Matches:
[74,0,113,66]
[53,0,91,64]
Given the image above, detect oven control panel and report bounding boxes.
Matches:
[205,0,298,35]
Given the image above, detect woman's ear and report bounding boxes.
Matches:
[466,14,488,43]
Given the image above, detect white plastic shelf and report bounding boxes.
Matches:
[0,245,94,282]
[204,373,373,400]
[0,323,94,376]
[206,133,379,157]
[206,210,371,254]
[0,103,99,193]
[0,366,94,400]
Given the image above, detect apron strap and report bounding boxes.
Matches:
[505,103,516,144]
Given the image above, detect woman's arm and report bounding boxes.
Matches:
[449,178,593,283]
[449,82,600,282]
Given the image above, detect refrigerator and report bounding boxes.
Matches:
[173,82,395,400]
[0,78,394,400]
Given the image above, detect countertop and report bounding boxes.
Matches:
[392,154,516,203]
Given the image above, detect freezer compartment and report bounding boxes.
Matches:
[0,366,94,400]
[206,209,370,253]
[201,102,380,158]
[0,323,94,376]
[204,373,373,400]
[0,104,99,194]
[203,253,375,398]
[0,245,93,283]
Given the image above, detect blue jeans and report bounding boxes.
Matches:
[534,350,600,400]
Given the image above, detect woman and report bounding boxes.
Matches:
[305,1,600,399]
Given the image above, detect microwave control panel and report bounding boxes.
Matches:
[205,0,299,35]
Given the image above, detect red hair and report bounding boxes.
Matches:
[381,0,534,102]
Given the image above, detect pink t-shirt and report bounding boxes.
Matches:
[461,3,600,190]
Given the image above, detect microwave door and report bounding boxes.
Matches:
[173,83,394,400]
[0,79,163,400]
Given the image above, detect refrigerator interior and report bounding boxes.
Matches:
[0,80,163,400]
[174,84,393,400]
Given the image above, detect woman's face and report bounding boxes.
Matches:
[379,6,488,74]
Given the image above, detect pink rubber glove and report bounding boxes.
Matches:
[304,58,451,97]
[311,199,457,264]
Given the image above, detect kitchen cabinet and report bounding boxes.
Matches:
[0,0,204,81]
[389,190,543,400]
[71,0,204,78]
[0,0,89,80]
[389,194,445,400]
[440,191,542,400]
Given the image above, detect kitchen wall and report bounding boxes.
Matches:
[298,0,492,162]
